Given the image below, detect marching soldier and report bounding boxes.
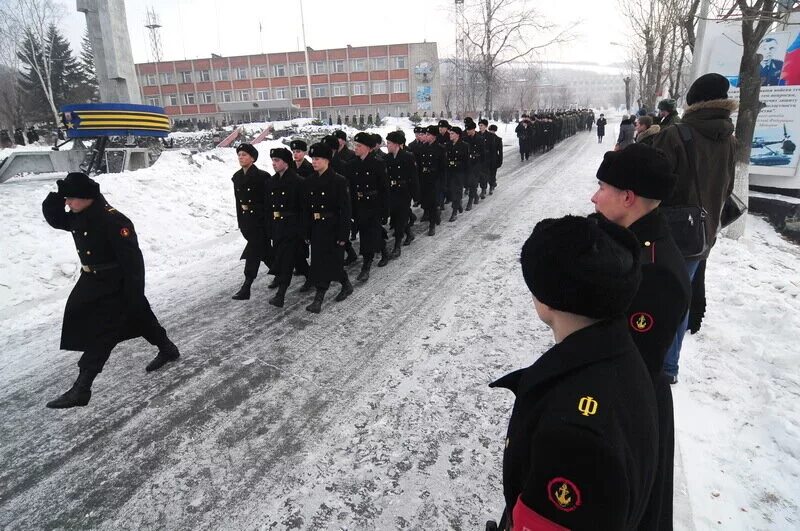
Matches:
[385,130,419,257]
[349,132,391,281]
[406,126,425,157]
[416,125,446,235]
[477,119,496,199]
[231,143,271,300]
[303,142,354,313]
[488,214,657,531]
[462,120,483,210]
[371,133,386,162]
[445,126,469,222]
[264,147,310,307]
[487,124,503,194]
[290,139,314,178]
[436,119,451,146]
[325,133,360,264]
[591,144,691,530]
[41,172,180,408]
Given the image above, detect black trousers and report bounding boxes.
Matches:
[315,269,349,291]
[244,256,270,279]
[78,306,167,373]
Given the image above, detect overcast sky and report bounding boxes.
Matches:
[59,0,628,66]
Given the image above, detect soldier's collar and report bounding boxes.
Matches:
[627,208,670,242]
[489,318,632,397]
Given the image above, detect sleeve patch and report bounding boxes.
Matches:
[547,477,582,512]
[120,227,131,238]
[629,312,654,333]
[512,495,571,530]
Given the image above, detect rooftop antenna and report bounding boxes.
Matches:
[144,6,163,63]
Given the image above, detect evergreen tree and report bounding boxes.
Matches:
[77,29,99,102]
[336,115,342,125]
[375,112,380,124]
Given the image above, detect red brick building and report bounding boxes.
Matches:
[134,42,442,124]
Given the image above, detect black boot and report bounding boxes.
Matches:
[146,338,180,372]
[449,209,457,222]
[268,283,289,308]
[390,239,402,259]
[335,275,354,301]
[428,222,436,236]
[420,211,430,222]
[267,277,279,289]
[377,246,390,267]
[232,277,254,300]
[357,259,372,282]
[306,289,326,313]
[480,189,487,199]
[46,369,96,409]
[465,197,474,211]
[344,245,358,266]
[489,185,495,195]
[298,278,314,292]
[403,225,415,246]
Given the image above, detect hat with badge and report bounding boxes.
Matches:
[520,215,641,319]
[333,129,347,141]
[308,142,333,160]
[478,118,489,126]
[353,131,377,148]
[289,139,308,152]
[322,134,339,151]
[488,124,498,132]
[426,125,439,136]
[596,143,676,200]
[57,172,100,199]
[464,121,477,131]
[413,126,424,134]
[449,126,462,135]
[270,147,292,164]
[372,133,383,146]
[438,119,450,128]
[235,143,259,161]
[386,130,406,145]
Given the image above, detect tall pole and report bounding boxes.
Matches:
[300,0,314,119]
[688,0,711,85]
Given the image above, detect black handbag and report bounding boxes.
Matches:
[720,192,747,229]
[662,125,710,259]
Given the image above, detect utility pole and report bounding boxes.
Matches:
[299,0,314,119]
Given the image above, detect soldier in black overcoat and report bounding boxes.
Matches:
[445,126,469,222]
[385,130,419,257]
[231,143,270,300]
[597,113,608,143]
[371,133,386,163]
[488,214,658,531]
[477,119,497,199]
[515,116,533,161]
[349,132,390,282]
[41,172,179,409]
[461,121,483,210]
[488,124,503,193]
[415,125,446,236]
[289,139,314,178]
[591,144,691,531]
[14,127,25,146]
[264,147,310,308]
[302,142,354,313]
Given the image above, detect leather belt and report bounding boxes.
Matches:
[81,263,119,274]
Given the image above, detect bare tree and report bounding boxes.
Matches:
[459,0,573,114]
[0,0,65,126]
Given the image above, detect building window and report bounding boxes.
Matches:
[372,81,387,94]
[145,73,157,86]
[146,96,160,106]
[312,84,328,97]
[256,89,270,100]
[235,67,248,80]
[198,70,211,82]
[392,80,407,93]
[352,82,366,95]
[219,91,233,102]
[239,89,251,101]
[216,69,230,81]
[254,65,268,78]
[371,57,388,70]
[200,92,213,103]
[274,87,287,99]
[180,71,192,83]
[182,93,195,104]
[332,83,347,97]
[311,61,326,74]
[167,93,178,106]
[293,85,308,98]
[330,59,345,73]
[350,58,366,72]
[393,56,407,69]
[159,72,174,84]
[290,63,306,76]
[272,64,286,77]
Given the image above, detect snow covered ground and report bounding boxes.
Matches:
[0,125,797,529]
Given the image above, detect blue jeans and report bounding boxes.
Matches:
[663,259,701,376]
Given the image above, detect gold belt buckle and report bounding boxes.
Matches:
[273,211,281,219]
[82,265,91,273]
[357,192,364,199]
[241,205,250,211]
[391,180,397,186]
[313,212,321,220]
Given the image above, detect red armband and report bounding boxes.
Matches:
[511,496,570,531]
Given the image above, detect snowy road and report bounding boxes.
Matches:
[1,132,674,529]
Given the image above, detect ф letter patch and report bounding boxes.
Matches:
[629,312,654,333]
[547,477,582,512]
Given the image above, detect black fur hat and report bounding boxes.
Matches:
[308,142,333,160]
[520,215,641,319]
[386,130,406,145]
[353,132,377,148]
[686,73,729,105]
[57,172,100,199]
[596,144,676,200]
[235,143,259,161]
[270,147,292,164]
[289,139,308,152]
